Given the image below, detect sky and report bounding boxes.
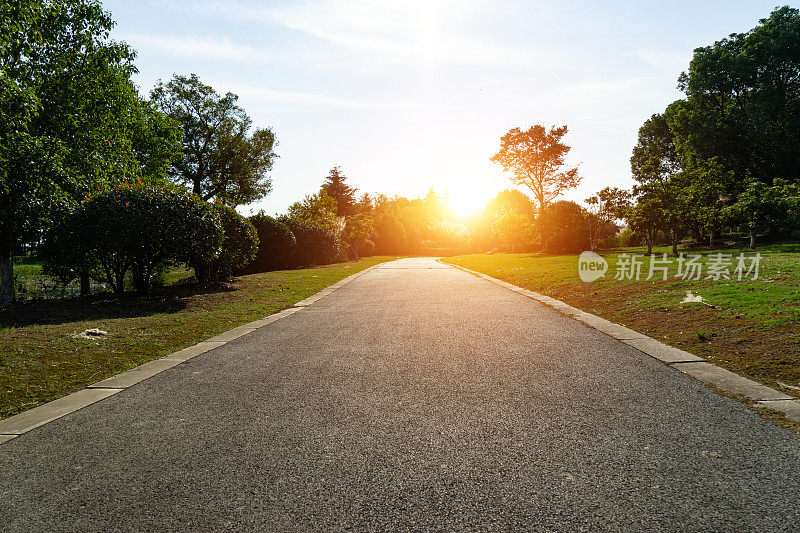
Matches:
[103,0,796,216]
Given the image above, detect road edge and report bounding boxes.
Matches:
[444,260,800,423]
[0,263,383,443]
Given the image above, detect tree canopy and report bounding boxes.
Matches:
[0,0,182,304]
[151,74,278,206]
[491,125,581,213]
[321,166,357,216]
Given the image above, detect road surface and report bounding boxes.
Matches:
[2,257,800,531]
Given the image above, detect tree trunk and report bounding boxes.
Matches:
[709,227,720,246]
[749,227,757,249]
[114,271,125,294]
[0,250,14,306]
[691,224,703,245]
[80,270,91,297]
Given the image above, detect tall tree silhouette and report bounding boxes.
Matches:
[321,166,357,216]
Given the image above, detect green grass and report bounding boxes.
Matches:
[0,257,391,419]
[444,245,800,399]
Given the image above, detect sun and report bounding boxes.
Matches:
[447,190,486,217]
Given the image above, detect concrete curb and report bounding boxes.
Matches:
[0,263,381,443]
[444,261,800,422]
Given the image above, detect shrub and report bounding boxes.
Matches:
[280,217,343,267]
[192,204,259,281]
[537,201,591,253]
[248,212,296,272]
[42,184,223,294]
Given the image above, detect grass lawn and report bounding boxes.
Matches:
[445,245,800,401]
[0,256,391,419]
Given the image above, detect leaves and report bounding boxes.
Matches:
[490,125,581,212]
[151,74,277,207]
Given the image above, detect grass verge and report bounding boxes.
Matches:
[444,246,800,403]
[0,257,390,419]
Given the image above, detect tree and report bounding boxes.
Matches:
[280,217,342,267]
[629,111,689,253]
[666,6,800,244]
[42,184,223,294]
[727,178,799,247]
[585,187,629,251]
[342,214,374,259]
[192,204,258,282]
[151,74,278,206]
[287,192,343,232]
[628,193,663,255]
[248,213,296,272]
[485,190,535,252]
[356,192,374,214]
[631,112,680,186]
[1,0,180,304]
[321,166,357,216]
[536,201,591,253]
[491,125,581,213]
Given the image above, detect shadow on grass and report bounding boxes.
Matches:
[0,281,235,328]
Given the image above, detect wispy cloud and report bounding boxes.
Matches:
[208,82,424,110]
[119,32,278,63]
[160,0,578,72]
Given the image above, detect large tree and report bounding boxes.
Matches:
[1,0,177,304]
[667,6,800,243]
[491,125,581,213]
[151,74,278,207]
[630,110,688,253]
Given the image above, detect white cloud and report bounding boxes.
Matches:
[160,0,578,72]
[120,32,278,63]
[207,81,424,110]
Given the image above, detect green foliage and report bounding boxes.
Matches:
[727,178,800,245]
[612,7,800,252]
[287,191,342,232]
[280,217,343,267]
[42,183,223,294]
[195,204,258,281]
[0,0,182,304]
[360,239,376,256]
[536,201,591,253]
[631,112,681,185]
[321,166,357,216]
[342,213,374,259]
[675,6,800,183]
[248,212,297,272]
[151,74,277,207]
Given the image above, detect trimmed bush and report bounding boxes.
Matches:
[248,213,296,272]
[42,184,223,294]
[537,201,591,253]
[192,204,259,281]
[280,217,343,267]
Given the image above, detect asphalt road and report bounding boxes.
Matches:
[2,257,800,531]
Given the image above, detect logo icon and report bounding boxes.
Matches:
[578,251,608,282]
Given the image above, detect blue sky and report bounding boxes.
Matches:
[104,0,795,216]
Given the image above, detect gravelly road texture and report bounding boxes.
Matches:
[2,257,800,531]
